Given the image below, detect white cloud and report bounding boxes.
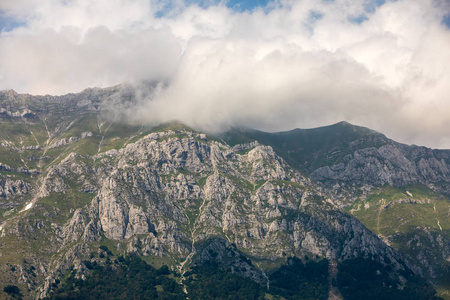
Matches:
[1,0,450,148]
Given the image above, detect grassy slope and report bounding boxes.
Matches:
[346,185,450,296]
[219,121,389,172]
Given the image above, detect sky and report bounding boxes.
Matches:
[1,0,450,148]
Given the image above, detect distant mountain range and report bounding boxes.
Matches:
[0,87,448,299]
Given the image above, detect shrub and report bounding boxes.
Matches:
[3,285,20,295]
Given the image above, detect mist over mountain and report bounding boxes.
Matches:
[1,0,450,148]
[0,87,448,299]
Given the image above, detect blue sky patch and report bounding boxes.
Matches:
[309,11,323,22]
[155,0,271,17]
[0,12,26,32]
[226,0,270,12]
[443,14,450,29]
[305,10,323,29]
[348,14,369,24]
[364,0,386,14]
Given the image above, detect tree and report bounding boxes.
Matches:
[3,285,20,295]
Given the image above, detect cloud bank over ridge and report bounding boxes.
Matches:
[1,0,450,148]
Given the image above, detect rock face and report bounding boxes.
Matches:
[0,87,448,299]
[0,179,29,202]
[52,129,400,263]
[222,122,450,195]
[220,122,450,288]
[311,143,450,191]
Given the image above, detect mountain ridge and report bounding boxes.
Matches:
[0,87,448,299]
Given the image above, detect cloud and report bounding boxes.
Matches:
[0,0,450,148]
[0,25,181,94]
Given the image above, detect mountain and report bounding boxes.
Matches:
[220,122,450,191]
[0,87,447,299]
[219,122,450,287]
